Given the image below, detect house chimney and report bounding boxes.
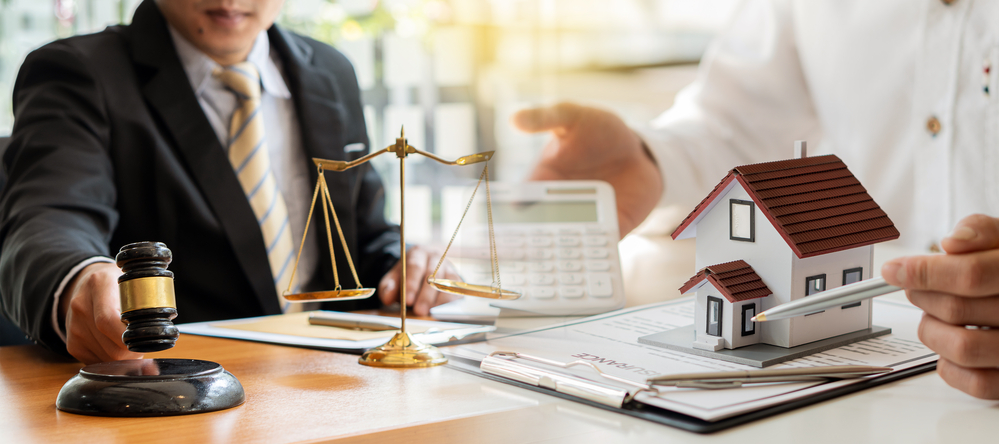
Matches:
[794,140,807,159]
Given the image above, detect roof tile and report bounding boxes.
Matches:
[679,260,772,302]
[673,154,899,257]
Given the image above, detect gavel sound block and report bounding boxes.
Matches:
[56,242,244,416]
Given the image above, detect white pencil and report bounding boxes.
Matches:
[751,277,902,322]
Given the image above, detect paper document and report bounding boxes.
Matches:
[447,298,935,422]
[179,311,495,354]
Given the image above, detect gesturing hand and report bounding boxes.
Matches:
[378,245,462,316]
[59,262,142,364]
[513,103,663,237]
[882,214,999,399]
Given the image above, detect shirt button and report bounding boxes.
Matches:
[941,0,956,4]
[926,116,942,136]
[929,243,942,253]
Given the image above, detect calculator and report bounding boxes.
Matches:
[430,180,626,321]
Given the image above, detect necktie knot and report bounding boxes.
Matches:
[216,62,262,102]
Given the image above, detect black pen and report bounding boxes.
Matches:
[308,313,399,331]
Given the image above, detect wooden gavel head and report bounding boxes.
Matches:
[116,242,178,353]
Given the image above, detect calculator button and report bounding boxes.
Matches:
[587,273,614,298]
[500,238,526,247]
[558,228,582,236]
[500,262,527,273]
[528,249,554,260]
[583,236,608,247]
[557,260,583,272]
[583,248,609,259]
[585,260,611,271]
[530,228,552,236]
[528,262,554,272]
[530,274,556,286]
[556,236,581,247]
[584,226,606,235]
[559,273,585,285]
[505,274,527,285]
[498,249,526,260]
[557,248,582,259]
[559,286,585,299]
[529,237,554,247]
[531,288,556,299]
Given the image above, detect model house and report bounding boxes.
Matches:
[671,147,899,351]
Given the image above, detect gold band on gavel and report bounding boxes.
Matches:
[119,276,176,313]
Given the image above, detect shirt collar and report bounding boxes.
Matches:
[167,26,291,99]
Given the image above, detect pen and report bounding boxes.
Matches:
[752,277,902,322]
[647,365,892,388]
[308,313,399,331]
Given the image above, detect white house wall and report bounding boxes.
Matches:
[693,284,762,349]
[787,245,874,346]
[693,182,794,347]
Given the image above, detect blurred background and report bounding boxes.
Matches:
[0,0,739,303]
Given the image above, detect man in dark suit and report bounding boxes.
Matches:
[0,0,458,364]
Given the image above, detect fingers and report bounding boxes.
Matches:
[881,249,999,296]
[941,214,999,255]
[63,263,139,364]
[378,262,401,306]
[511,103,582,134]
[907,290,999,326]
[917,313,999,367]
[937,358,999,400]
[412,258,462,316]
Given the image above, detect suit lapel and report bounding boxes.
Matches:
[269,27,358,289]
[127,0,281,313]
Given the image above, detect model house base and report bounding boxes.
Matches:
[639,324,892,368]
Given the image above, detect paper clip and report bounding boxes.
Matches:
[480,351,659,408]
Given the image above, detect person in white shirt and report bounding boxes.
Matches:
[515,0,999,399]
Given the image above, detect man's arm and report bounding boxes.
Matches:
[514,0,820,235]
[0,40,122,357]
[882,214,999,399]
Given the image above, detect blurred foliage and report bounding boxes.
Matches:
[278,0,453,45]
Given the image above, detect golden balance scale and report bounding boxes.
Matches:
[281,127,520,368]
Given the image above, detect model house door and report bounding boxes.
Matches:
[707,296,722,336]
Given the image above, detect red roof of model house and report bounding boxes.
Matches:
[670,155,899,258]
[679,260,772,303]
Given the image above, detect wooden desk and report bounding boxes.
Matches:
[3,332,999,444]
[4,238,999,443]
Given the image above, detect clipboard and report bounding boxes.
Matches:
[442,298,939,433]
[447,353,935,434]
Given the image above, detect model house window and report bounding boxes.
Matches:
[842,268,863,309]
[741,304,756,336]
[729,199,755,242]
[805,274,826,315]
[806,274,826,295]
[707,296,722,336]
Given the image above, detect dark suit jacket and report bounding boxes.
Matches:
[0,0,400,353]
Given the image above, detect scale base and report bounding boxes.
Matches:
[359,331,448,368]
[56,358,244,416]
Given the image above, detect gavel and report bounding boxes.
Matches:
[116,241,179,353]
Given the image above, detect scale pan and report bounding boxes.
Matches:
[283,288,376,302]
[427,279,521,300]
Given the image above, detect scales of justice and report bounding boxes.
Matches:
[281,127,520,368]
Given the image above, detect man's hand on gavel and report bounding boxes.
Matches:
[59,262,142,364]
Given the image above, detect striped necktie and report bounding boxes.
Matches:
[216,62,298,312]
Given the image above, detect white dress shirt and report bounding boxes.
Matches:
[52,28,320,341]
[640,0,999,251]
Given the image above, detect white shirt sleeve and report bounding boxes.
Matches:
[637,0,822,213]
[50,256,116,343]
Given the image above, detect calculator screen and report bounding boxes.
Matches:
[490,201,598,223]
